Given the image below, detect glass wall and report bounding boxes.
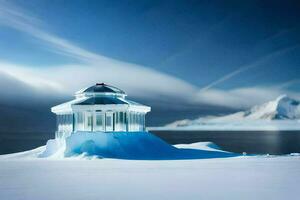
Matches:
[115,112,126,131]
[127,112,145,131]
[105,112,114,132]
[72,111,145,133]
[74,112,84,131]
[56,114,73,138]
[94,111,104,131]
[84,111,93,131]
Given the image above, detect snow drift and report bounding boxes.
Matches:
[38,132,234,160]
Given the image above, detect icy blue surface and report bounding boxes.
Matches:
[64,132,236,160]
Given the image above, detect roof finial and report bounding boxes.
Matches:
[96,82,105,86]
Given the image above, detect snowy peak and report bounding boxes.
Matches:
[164,95,300,129]
[245,95,300,120]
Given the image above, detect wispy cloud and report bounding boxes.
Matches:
[0,1,299,110]
[0,62,62,91]
[199,45,298,92]
[275,79,300,90]
[3,60,297,109]
[0,1,106,63]
[0,1,197,101]
[195,86,300,109]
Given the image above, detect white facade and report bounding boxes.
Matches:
[51,83,151,139]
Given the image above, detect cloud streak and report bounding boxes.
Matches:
[0,1,198,101]
[0,1,108,63]
[195,86,300,109]
[2,60,299,110]
[0,1,299,111]
[199,45,298,92]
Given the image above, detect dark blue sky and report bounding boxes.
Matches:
[0,0,300,110]
[1,0,300,148]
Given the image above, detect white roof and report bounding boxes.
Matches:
[52,83,151,114]
[51,97,150,114]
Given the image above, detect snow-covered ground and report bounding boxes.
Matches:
[155,95,300,131]
[0,141,299,200]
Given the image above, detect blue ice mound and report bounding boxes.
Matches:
[65,131,176,159]
[62,131,236,160]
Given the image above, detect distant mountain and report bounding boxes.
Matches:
[210,95,300,121]
[246,95,300,120]
[165,95,300,129]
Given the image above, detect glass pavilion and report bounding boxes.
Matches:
[51,83,151,139]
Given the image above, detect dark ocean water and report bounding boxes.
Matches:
[151,130,300,155]
[0,132,54,155]
[0,130,300,155]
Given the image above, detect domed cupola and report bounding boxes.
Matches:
[75,83,126,99]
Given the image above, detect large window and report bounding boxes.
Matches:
[72,110,144,133]
[75,112,84,131]
[105,112,114,132]
[115,112,126,131]
[94,111,104,131]
[128,112,133,131]
[85,111,93,131]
